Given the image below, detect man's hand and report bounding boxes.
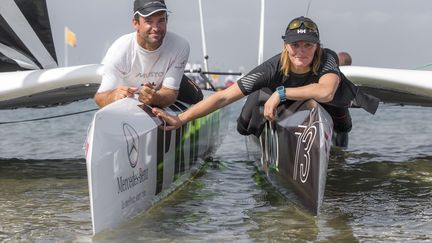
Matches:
[115,86,138,99]
[138,83,157,105]
[94,86,138,108]
[138,83,178,108]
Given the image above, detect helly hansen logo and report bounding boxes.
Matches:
[297,29,307,34]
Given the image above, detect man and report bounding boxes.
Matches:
[338,51,352,66]
[95,0,196,108]
[333,51,354,147]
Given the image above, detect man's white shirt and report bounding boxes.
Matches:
[98,32,190,93]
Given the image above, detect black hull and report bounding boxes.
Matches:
[247,100,333,214]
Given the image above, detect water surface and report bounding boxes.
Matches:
[0,100,431,242]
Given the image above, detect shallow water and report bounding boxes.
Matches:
[0,100,431,242]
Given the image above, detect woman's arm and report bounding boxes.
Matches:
[152,83,245,130]
[263,73,340,121]
[285,72,340,102]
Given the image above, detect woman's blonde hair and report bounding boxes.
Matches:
[280,43,322,77]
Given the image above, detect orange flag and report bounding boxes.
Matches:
[65,27,77,47]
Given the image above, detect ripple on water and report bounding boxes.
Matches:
[0,158,91,242]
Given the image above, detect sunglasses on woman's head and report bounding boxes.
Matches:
[288,20,317,32]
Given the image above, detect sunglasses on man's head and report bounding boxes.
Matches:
[288,20,317,32]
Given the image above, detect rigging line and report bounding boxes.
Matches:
[0,108,98,125]
[413,63,432,70]
[305,0,313,17]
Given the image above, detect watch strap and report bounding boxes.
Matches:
[277,86,286,102]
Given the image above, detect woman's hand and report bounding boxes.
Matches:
[263,92,281,121]
[152,107,183,131]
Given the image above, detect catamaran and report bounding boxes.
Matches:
[2,0,432,234]
[84,89,229,234]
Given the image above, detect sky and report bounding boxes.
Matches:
[51,0,432,74]
[165,0,432,73]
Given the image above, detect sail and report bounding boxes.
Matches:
[0,0,132,109]
[0,0,57,71]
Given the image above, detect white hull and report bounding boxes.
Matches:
[85,93,228,234]
[0,64,102,108]
[341,66,432,106]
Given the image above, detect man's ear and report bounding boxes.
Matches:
[132,18,139,30]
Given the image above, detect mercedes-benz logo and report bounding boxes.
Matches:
[122,123,139,168]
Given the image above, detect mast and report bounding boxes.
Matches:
[198,0,209,72]
[258,0,265,65]
[64,27,68,67]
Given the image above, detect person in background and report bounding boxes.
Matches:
[95,0,202,108]
[338,51,352,66]
[223,70,236,88]
[151,16,378,148]
[333,51,354,146]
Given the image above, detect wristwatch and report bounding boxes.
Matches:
[276,86,286,102]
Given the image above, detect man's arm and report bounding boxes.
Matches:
[138,85,178,108]
[94,86,138,108]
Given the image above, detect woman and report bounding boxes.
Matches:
[152,16,378,141]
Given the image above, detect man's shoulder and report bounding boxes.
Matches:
[102,33,135,64]
[112,32,135,47]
